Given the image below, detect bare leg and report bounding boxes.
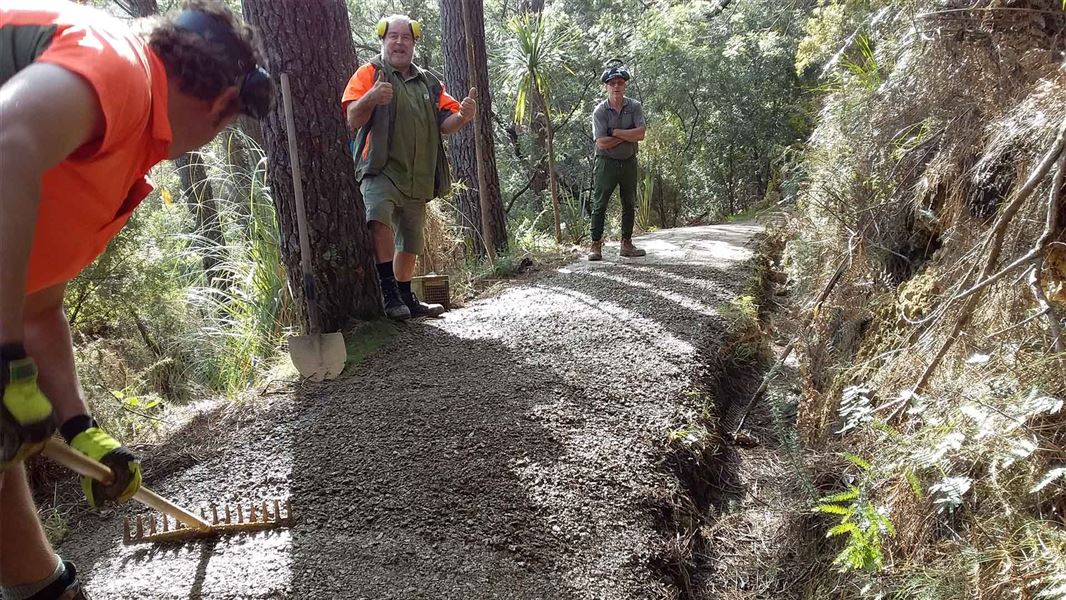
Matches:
[0,464,56,585]
[394,251,417,283]
[369,221,395,264]
[22,284,89,425]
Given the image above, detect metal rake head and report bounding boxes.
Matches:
[123,499,294,545]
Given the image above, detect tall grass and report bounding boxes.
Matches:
[178,131,294,395]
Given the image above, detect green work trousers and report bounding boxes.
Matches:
[590,155,639,242]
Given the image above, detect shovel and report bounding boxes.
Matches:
[280,73,346,380]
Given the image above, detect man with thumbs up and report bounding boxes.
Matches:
[342,14,475,320]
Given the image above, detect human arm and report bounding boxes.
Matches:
[610,126,645,142]
[440,87,474,135]
[0,63,102,345]
[613,101,646,142]
[344,67,391,131]
[596,136,626,150]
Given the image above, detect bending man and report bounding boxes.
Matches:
[0,1,271,598]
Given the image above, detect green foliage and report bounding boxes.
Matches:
[815,458,896,572]
[179,143,291,395]
[503,12,576,126]
[69,129,292,440]
[720,295,768,363]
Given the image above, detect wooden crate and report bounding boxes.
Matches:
[411,275,450,310]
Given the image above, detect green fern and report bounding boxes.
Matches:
[815,456,895,572]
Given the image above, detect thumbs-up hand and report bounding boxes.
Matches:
[459,87,477,124]
[371,69,393,106]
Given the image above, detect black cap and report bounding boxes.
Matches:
[600,65,631,83]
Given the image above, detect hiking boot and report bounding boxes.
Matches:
[588,240,603,261]
[402,291,445,318]
[28,562,90,600]
[620,239,646,257]
[381,280,411,321]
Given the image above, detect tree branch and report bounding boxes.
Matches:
[912,119,1066,394]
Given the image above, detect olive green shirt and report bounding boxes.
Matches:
[380,61,441,200]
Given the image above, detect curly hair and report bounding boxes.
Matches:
[141,0,263,103]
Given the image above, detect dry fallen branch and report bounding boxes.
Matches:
[1028,265,1066,381]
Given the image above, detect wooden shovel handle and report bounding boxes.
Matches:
[41,438,211,530]
[279,72,323,335]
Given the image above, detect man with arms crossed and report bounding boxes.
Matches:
[589,64,647,261]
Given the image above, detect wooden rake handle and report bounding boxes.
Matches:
[41,438,212,531]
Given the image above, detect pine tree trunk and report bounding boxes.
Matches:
[243,0,381,328]
[439,0,508,255]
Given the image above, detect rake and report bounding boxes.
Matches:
[42,438,293,545]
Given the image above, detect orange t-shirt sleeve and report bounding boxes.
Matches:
[35,24,150,155]
[341,64,376,111]
[438,84,460,115]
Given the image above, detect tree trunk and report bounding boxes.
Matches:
[439,0,508,255]
[243,0,381,328]
[540,87,563,242]
[526,1,548,207]
[174,152,225,280]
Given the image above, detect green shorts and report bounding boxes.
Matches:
[361,175,427,255]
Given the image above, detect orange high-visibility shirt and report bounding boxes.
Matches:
[1,1,172,294]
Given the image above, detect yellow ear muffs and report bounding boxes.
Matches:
[376,17,422,40]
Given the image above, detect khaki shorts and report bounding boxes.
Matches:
[361,175,427,255]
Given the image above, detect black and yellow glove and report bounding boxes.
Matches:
[1,343,56,470]
[63,416,142,507]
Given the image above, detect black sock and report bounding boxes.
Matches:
[377,261,395,285]
[398,281,412,296]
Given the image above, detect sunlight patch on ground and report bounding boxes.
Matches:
[580,270,720,316]
[83,530,294,599]
[437,286,694,356]
[619,263,724,292]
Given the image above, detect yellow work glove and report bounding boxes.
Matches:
[1,343,55,470]
[67,422,142,507]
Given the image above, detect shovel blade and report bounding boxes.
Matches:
[289,332,346,380]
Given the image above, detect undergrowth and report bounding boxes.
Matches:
[780,1,1066,598]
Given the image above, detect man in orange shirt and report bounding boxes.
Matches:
[0,1,271,598]
[341,15,476,320]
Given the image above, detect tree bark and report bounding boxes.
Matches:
[243,0,381,328]
[439,0,508,255]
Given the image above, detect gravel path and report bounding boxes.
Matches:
[57,223,761,599]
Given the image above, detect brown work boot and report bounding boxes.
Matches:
[588,240,603,261]
[402,291,445,318]
[620,239,646,257]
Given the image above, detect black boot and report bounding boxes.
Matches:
[27,562,90,600]
[402,290,445,318]
[380,278,411,320]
